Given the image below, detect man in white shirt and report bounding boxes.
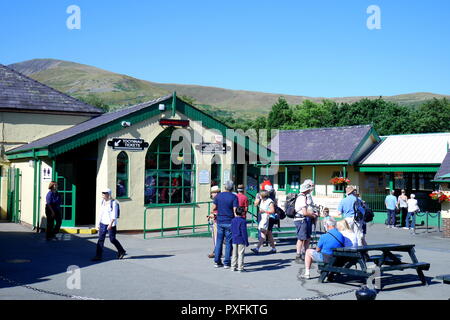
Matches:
[92,188,126,261]
[294,179,318,263]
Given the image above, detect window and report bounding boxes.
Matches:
[116,152,129,198]
[144,128,195,205]
[211,155,221,187]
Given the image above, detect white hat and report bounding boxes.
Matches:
[300,181,314,193]
[264,185,274,192]
[102,188,112,194]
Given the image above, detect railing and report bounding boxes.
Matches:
[143,201,213,239]
[415,211,442,232]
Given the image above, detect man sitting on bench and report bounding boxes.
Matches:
[300,218,345,279]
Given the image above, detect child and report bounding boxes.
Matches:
[207,186,220,258]
[321,207,331,232]
[231,207,250,272]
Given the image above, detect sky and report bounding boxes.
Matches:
[1,0,450,98]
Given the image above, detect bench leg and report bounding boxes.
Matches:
[417,269,429,286]
[319,271,328,283]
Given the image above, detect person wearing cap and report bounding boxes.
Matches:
[236,184,249,217]
[294,180,317,263]
[207,186,221,259]
[92,188,126,261]
[337,185,367,246]
[212,181,239,268]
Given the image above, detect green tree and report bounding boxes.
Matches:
[266,97,293,130]
[412,98,450,133]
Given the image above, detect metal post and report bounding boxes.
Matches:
[193,204,196,233]
[143,208,147,239]
[426,212,429,233]
[177,206,180,236]
[161,207,164,238]
[438,211,441,232]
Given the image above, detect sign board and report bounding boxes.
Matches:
[196,143,229,154]
[199,170,210,184]
[108,138,149,151]
[42,167,52,181]
[159,119,190,127]
[223,170,231,183]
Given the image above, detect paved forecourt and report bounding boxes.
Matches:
[0,221,449,300]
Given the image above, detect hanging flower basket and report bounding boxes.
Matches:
[429,191,450,203]
[330,177,351,185]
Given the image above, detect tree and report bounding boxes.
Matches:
[266,97,293,130]
[412,98,450,133]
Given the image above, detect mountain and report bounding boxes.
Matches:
[8,59,450,118]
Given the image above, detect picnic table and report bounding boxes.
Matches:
[318,243,430,289]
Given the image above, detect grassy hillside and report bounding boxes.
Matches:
[8,59,450,119]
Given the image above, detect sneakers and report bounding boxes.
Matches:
[214,263,224,268]
[270,248,277,254]
[295,254,302,264]
[402,227,409,230]
[251,248,259,255]
[299,273,311,279]
[231,267,237,272]
[238,269,246,273]
[117,251,127,259]
[223,265,231,269]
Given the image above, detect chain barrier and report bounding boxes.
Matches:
[0,275,102,300]
[290,288,357,301]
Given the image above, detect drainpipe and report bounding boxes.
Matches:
[171,91,177,118]
[312,166,316,196]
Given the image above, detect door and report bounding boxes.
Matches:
[7,168,21,223]
[56,174,76,228]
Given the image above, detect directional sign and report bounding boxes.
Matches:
[108,138,149,151]
[196,143,229,154]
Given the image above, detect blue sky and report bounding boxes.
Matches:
[1,0,449,97]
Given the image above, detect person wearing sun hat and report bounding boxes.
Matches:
[293,179,317,263]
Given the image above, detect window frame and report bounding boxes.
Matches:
[116,151,129,199]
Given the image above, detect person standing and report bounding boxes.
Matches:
[207,186,220,258]
[397,190,408,228]
[236,184,249,218]
[337,186,367,246]
[294,179,317,263]
[231,207,250,272]
[212,181,238,268]
[251,190,277,254]
[92,188,126,261]
[406,194,420,233]
[385,190,398,228]
[45,181,62,240]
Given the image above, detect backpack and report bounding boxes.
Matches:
[353,198,365,223]
[285,193,298,218]
[275,206,286,220]
[103,199,120,219]
[363,205,374,223]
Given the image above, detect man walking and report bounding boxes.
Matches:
[212,181,238,268]
[92,188,126,261]
[385,190,398,228]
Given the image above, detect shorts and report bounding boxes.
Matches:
[311,251,324,263]
[295,218,312,240]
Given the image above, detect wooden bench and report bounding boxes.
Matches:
[318,244,431,289]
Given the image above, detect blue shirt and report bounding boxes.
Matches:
[317,228,345,255]
[231,216,249,246]
[338,194,357,218]
[214,192,239,224]
[46,191,61,211]
[385,195,397,210]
